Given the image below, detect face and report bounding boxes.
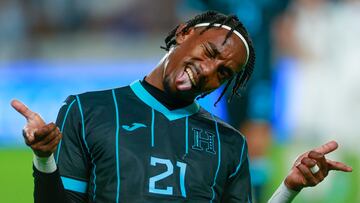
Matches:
[162,26,248,102]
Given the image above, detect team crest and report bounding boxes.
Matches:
[191,128,216,154]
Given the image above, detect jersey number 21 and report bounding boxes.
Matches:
[149,156,187,197]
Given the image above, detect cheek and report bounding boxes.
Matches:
[177,39,203,58]
[166,52,183,74]
[203,79,222,92]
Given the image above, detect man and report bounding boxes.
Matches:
[11,11,351,203]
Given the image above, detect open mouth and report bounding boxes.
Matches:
[175,64,200,92]
[185,67,197,87]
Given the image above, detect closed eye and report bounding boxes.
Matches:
[218,66,234,81]
[202,44,215,58]
[202,43,219,59]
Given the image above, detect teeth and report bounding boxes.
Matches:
[185,68,196,86]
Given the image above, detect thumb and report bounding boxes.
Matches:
[11,99,45,126]
[11,99,35,120]
[327,159,353,172]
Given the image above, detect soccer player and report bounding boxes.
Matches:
[12,11,352,203]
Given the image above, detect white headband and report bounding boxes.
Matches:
[194,23,249,65]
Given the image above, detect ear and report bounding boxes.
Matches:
[175,23,195,45]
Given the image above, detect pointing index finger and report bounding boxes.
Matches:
[313,140,338,155]
[11,99,35,120]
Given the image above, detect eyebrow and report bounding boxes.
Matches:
[207,42,221,56]
[207,42,236,77]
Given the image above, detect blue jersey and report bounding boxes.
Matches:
[37,80,251,203]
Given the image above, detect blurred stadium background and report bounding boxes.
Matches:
[0,0,359,202]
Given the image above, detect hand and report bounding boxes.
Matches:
[11,99,62,157]
[284,141,352,191]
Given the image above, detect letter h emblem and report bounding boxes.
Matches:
[191,128,216,154]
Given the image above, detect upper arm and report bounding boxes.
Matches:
[221,139,252,203]
[54,95,90,200]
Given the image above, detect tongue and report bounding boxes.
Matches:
[175,70,192,91]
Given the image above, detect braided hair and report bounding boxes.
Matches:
[161,11,255,106]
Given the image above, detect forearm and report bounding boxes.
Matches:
[33,154,80,203]
[33,165,69,203]
[268,181,299,203]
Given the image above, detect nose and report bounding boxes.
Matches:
[200,59,221,88]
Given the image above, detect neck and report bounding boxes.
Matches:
[145,51,169,91]
[145,65,165,91]
[141,79,193,110]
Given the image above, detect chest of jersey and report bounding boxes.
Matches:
[88,101,227,202]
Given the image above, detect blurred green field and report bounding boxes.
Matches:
[0,145,358,203]
[0,148,34,203]
[262,144,359,203]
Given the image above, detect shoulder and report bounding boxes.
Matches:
[75,85,131,106]
[59,85,132,116]
[196,108,245,141]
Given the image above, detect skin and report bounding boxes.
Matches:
[146,24,247,102]
[11,99,61,157]
[284,141,352,191]
[11,24,352,192]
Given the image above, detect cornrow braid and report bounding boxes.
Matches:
[161,11,255,106]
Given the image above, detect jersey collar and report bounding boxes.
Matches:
[130,80,200,121]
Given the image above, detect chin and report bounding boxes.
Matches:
[163,75,199,102]
[163,76,174,93]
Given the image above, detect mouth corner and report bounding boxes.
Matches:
[185,67,197,87]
